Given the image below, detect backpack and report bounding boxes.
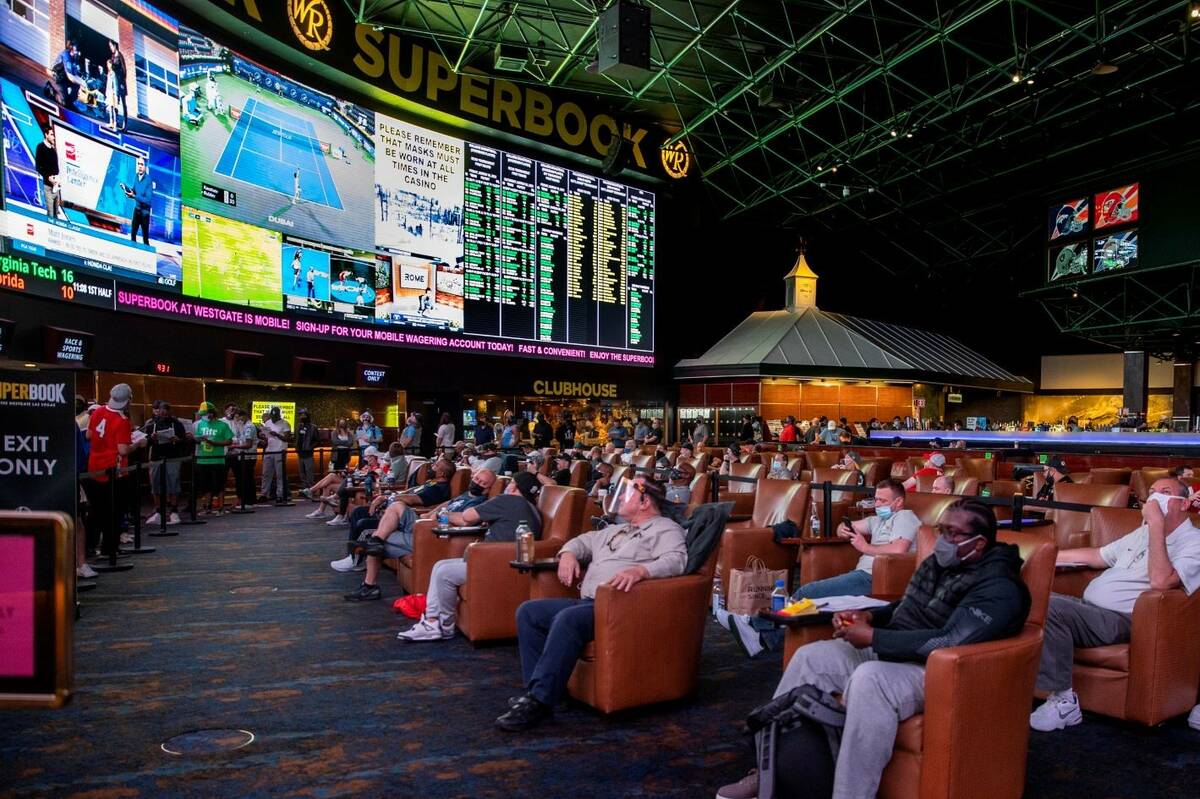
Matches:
[746,684,847,799]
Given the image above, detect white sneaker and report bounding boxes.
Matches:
[145,512,161,526]
[326,514,346,526]
[168,513,181,525]
[397,617,454,642]
[306,508,329,519]
[120,533,134,545]
[1189,704,1200,731]
[1030,690,1082,732]
[330,554,360,572]
[726,613,765,659]
[76,564,98,579]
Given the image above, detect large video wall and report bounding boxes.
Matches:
[0,0,654,366]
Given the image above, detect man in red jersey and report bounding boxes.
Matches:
[84,383,145,560]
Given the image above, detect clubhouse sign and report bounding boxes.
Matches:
[204,0,688,179]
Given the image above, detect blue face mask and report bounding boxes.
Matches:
[875,505,894,520]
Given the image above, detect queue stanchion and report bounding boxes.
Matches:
[275,449,295,506]
[123,462,156,554]
[822,480,834,540]
[149,457,179,536]
[91,467,133,573]
[177,452,206,526]
[228,452,255,515]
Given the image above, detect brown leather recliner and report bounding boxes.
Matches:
[1050,507,1200,725]
[530,534,723,713]
[1089,467,1131,486]
[1044,482,1130,549]
[806,449,842,471]
[450,466,471,497]
[957,456,996,484]
[631,454,654,470]
[903,492,960,526]
[876,532,1056,799]
[684,470,712,517]
[811,467,860,521]
[1131,467,1172,503]
[718,461,765,517]
[569,460,590,488]
[717,481,812,590]
[860,457,894,486]
[952,476,980,496]
[455,485,587,643]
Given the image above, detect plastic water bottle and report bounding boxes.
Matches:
[771,580,787,613]
[810,508,821,537]
[437,507,450,530]
[711,571,723,616]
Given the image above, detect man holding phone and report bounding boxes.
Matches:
[722,479,919,658]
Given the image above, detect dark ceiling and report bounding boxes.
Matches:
[350,1,1200,376]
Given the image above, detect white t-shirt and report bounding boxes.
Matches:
[263,418,290,453]
[856,509,920,574]
[1084,520,1200,614]
[436,423,455,448]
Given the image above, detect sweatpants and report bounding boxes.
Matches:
[261,452,284,500]
[1037,593,1132,693]
[297,453,315,488]
[777,639,926,799]
[426,558,468,626]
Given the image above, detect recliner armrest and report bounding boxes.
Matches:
[870,552,917,597]
[411,519,482,594]
[1125,588,1200,725]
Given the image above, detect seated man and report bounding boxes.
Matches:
[398,472,545,641]
[665,461,697,505]
[767,451,794,480]
[539,452,573,487]
[723,479,919,658]
[342,460,456,601]
[1030,477,1200,731]
[930,474,954,495]
[586,461,615,498]
[472,441,504,474]
[717,499,1030,799]
[902,452,945,492]
[495,475,687,730]
[1034,457,1072,502]
[332,469,495,574]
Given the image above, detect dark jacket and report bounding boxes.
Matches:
[36,142,59,183]
[870,542,1030,663]
[474,423,494,447]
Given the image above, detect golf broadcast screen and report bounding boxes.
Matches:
[0,1,654,367]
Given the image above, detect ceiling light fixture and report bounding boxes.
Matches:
[842,185,850,199]
[1011,71,1021,83]
[905,131,913,138]
[889,129,898,137]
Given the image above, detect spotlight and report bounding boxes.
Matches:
[1011,72,1021,83]
[1026,76,1035,85]
[889,130,898,137]
[842,185,850,199]
[867,187,875,193]
[1191,4,1200,20]
[816,165,823,171]
[830,165,838,173]
[905,131,912,138]
[1071,291,1078,298]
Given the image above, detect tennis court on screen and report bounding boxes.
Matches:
[212,97,343,210]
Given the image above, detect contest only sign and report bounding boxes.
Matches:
[0,370,77,514]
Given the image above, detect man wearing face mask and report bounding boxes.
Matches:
[259,406,291,504]
[717,499,1029,799]
[193,402,233,514]
[400,471,543,641]
[332,468,496,574]
[496,475,687,730]
[1030,478,1200,732]
[1034,457,1072,502]
[722,480,920,659]
[767,452,795,480]
[818,419,842,445]
[665,461,696,505]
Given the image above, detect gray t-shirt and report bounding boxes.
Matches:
[1085,520,1200,614]
[691,423,710,444]
[474,494,542,542]
[856,509,919,574]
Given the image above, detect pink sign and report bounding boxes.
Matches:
[0,536,35,677]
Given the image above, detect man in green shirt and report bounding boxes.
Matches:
[194,401,234,513]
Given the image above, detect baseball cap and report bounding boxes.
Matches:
[197,401,216,414]
[107,383,132,410]
[1047,457,1068,473]
[480,441,497,453]
[928,453,947,468]
[363,446,380,459]
[513,471,542,503]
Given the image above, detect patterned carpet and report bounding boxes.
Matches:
[1,505,1198,798]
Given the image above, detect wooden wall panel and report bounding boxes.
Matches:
[761,382,800,404]
[705,383,732,405]
[800,403,839,420]
[678,384,705,406]
[761,403,798,423]
[731,382,761,405]
[801,384,839,404]
[840,404,877,423]
[840,385,877,405]
[878,386,914,407]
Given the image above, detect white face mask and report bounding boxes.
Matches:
[827,422,836,431]
[1147,492,1179,515]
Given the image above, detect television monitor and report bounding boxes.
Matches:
[1093,230,1138,274]
[1048,241,1088,282]
[1048,198,1088,240]
[0,0,182,289]
[1094,183,1138,230]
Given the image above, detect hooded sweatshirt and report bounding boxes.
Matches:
[870,542,1031,662]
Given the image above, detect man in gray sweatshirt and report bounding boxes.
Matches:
[496,474,687,731]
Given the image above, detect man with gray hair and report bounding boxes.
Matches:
[1031,477,1200,731]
